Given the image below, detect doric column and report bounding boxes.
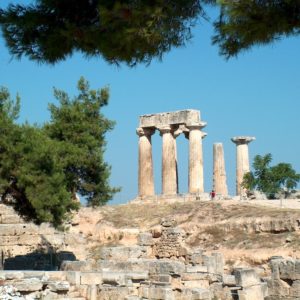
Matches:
[159,126,177,195]
[231,136,255,195]
[185,122,207,194]
[213,143,228,196]
[136,127,155,196]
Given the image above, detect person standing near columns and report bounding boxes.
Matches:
[136,127,155,197]
[159,126,177,195]
[231,136,255,196]
[185,122,207,194]
[213,143,228,196]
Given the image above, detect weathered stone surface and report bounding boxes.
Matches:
[60,260,94,271]
[140,285,174,300]
[137,232,154,246]
[80,272,103,285]
[14,278,43,292]
[99,246,147,261]
[47,280,70,292]
[99,286,136,300]
[222,274,236,286]
[181,288,211,300]
[213,143,228,196]
[238,285,264,300]
[266,278,290,297]
[137,127,155,197]
[139,110,201,128]
[3,271,24,280]
[234,268,260,288]
[231,136,255,195]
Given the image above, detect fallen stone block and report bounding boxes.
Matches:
[147,260,185,276]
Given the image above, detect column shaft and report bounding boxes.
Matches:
[161,127,177,195]
[137,128,155,196]
[213,143,228,195]
[236,143,250,195]
[232,136,255,195]
[188,127,204,194]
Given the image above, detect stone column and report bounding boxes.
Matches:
[231,136,255,195]
[213,143,228,196]
[159,126,177,195]
[186,123,206,194]
[136,127,155,197]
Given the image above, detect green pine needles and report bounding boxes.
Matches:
[0,77,120,228]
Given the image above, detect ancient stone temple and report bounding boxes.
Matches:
[136,110,207,198]
[231,136,255,195]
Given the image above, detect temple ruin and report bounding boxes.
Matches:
[137,110,255,199]
[136,110,207,198]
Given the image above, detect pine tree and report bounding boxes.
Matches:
[0,78,118,227]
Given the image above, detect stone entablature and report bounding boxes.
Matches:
[137,110,207,198]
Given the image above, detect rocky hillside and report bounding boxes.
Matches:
[69,199,300,270]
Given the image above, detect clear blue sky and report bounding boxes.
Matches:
[1,2,300,204]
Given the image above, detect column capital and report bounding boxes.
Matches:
[136,127,155,137]
[186,121,207,131]
[158,125,177,136]
[231,136,255,145]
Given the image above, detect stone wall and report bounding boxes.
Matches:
[0,204,87,270]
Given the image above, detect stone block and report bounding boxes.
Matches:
[47,281,70,292]
[188,252,204,266]
[186,265,208,273]
[234,268,260,288]
[212,252,224,275]
[0,214,22,224]
[266,278,290,297]
[137,232,153,246]
[291,280,300,297]
[23,271,45,279]
[80,272,103,285]
[203,255,217,274]
[3,271,24,280]
[222,274,236,286]
[14,278,43,292]
[102,271,126,286]
[99,286,135,300]
[139,110,201,128]
[44,271,66,281]
[140,286,175,300]
[99,246,146,261]
[66,271,81,286]
[150,274,172,284]
[147,260,185,276]
[60,260,92,271]
[183,280,209,289]
[181,288,211,300]
[238,285,264,300]
[0,224,17,236]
